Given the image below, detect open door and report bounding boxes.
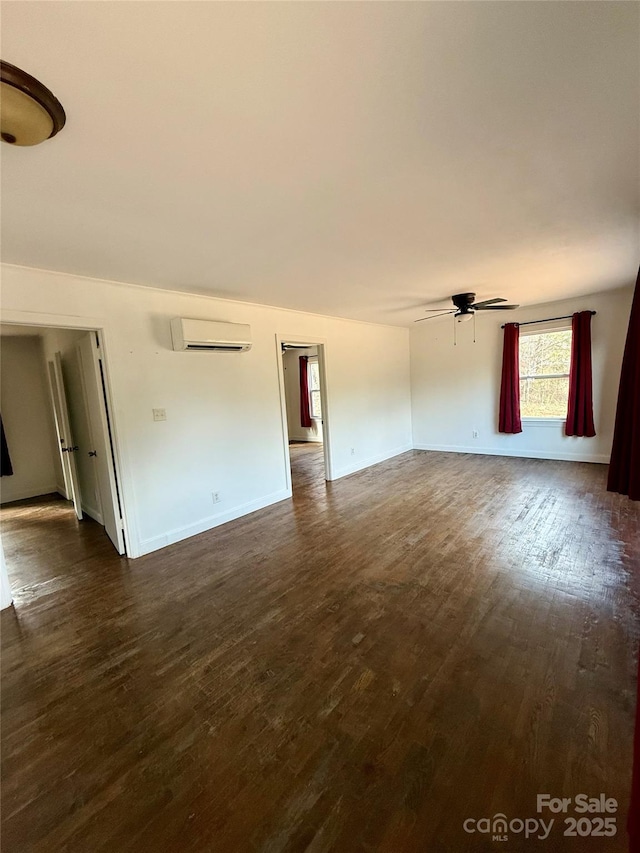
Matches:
[277,338,332,491]
[48,354,83,521]
[76,333,125,555]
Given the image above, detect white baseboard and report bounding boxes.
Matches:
[330,444,414,481]
[0,482,59,504]
[137,487,292,556]
[413,443,610,464]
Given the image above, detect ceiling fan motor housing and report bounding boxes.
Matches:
[415,292,517,323]
[452,292,476,310]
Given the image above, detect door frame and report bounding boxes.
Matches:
[48,353,84,520]
[1,310,133,555]
[275,334,334,490]
[73,336,105,525]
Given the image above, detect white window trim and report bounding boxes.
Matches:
[519,320,572,337]
[308,356,321,421]
[519,322,572,421]
[521,417,566,427]
[520,372,569,381]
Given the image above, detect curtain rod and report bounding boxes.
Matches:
[501,311,596,329]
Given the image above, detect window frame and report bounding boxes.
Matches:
[307,356,322,421]
[519,322,572,424]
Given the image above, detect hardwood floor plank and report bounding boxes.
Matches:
[1,450,638,851]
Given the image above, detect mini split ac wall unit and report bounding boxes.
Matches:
[170,318,252,352]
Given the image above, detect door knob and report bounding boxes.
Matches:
[88,451,97,457]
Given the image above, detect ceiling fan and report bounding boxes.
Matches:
[415,292,519,322]
[281,343,313,352]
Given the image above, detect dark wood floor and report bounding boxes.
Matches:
[289,441,325,493]
[1,451,639,852]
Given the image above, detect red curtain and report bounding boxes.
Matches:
[608,270,640,500]
[0,415,13,477]
[499,323,522,434]
[299,356,312,428]
[565,311,596,437]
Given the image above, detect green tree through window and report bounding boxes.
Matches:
[308,359,322,419]
[519,329,572,418]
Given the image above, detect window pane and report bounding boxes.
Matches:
[520,330,571,377]
[308,361,320,391]
[310,390,322,419]
[520,377,569,418]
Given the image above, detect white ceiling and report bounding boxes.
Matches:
[1,1,638,326]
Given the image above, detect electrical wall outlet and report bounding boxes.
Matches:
[152,408,167,422]
[350,447,355,455]
[212,492,222,504]
[472,430,479,439]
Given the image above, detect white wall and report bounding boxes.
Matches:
[411,287,633,463]
[1,264,412,556]
[0,335,62,503]
[283,347,323,442]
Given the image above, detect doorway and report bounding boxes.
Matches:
[277,337,331,493]
[0,324,126,589]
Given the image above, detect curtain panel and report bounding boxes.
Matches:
[0,415,13,477]
[499,323,522,434]
[608,268,640,500]
[565,311,596,437]
[299,356,313,429]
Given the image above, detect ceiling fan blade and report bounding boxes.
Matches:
[423,308,454,312]
[421,297,457,307]
[475,304,520,310]
[471,297,507,308]
[414,311,455,322]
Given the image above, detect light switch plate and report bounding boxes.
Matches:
[152,408,167,421]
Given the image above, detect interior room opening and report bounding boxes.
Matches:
[280,341,328,493]
[0,323,126,591]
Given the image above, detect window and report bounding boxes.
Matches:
[519,328,572,419]
[308,358,322,419]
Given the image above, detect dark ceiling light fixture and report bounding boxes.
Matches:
[415,292,520,323]
[1,60,66,146]
[281,343,313,352]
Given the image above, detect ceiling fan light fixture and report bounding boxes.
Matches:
[416,292,519,323]
[1,60,66,146]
